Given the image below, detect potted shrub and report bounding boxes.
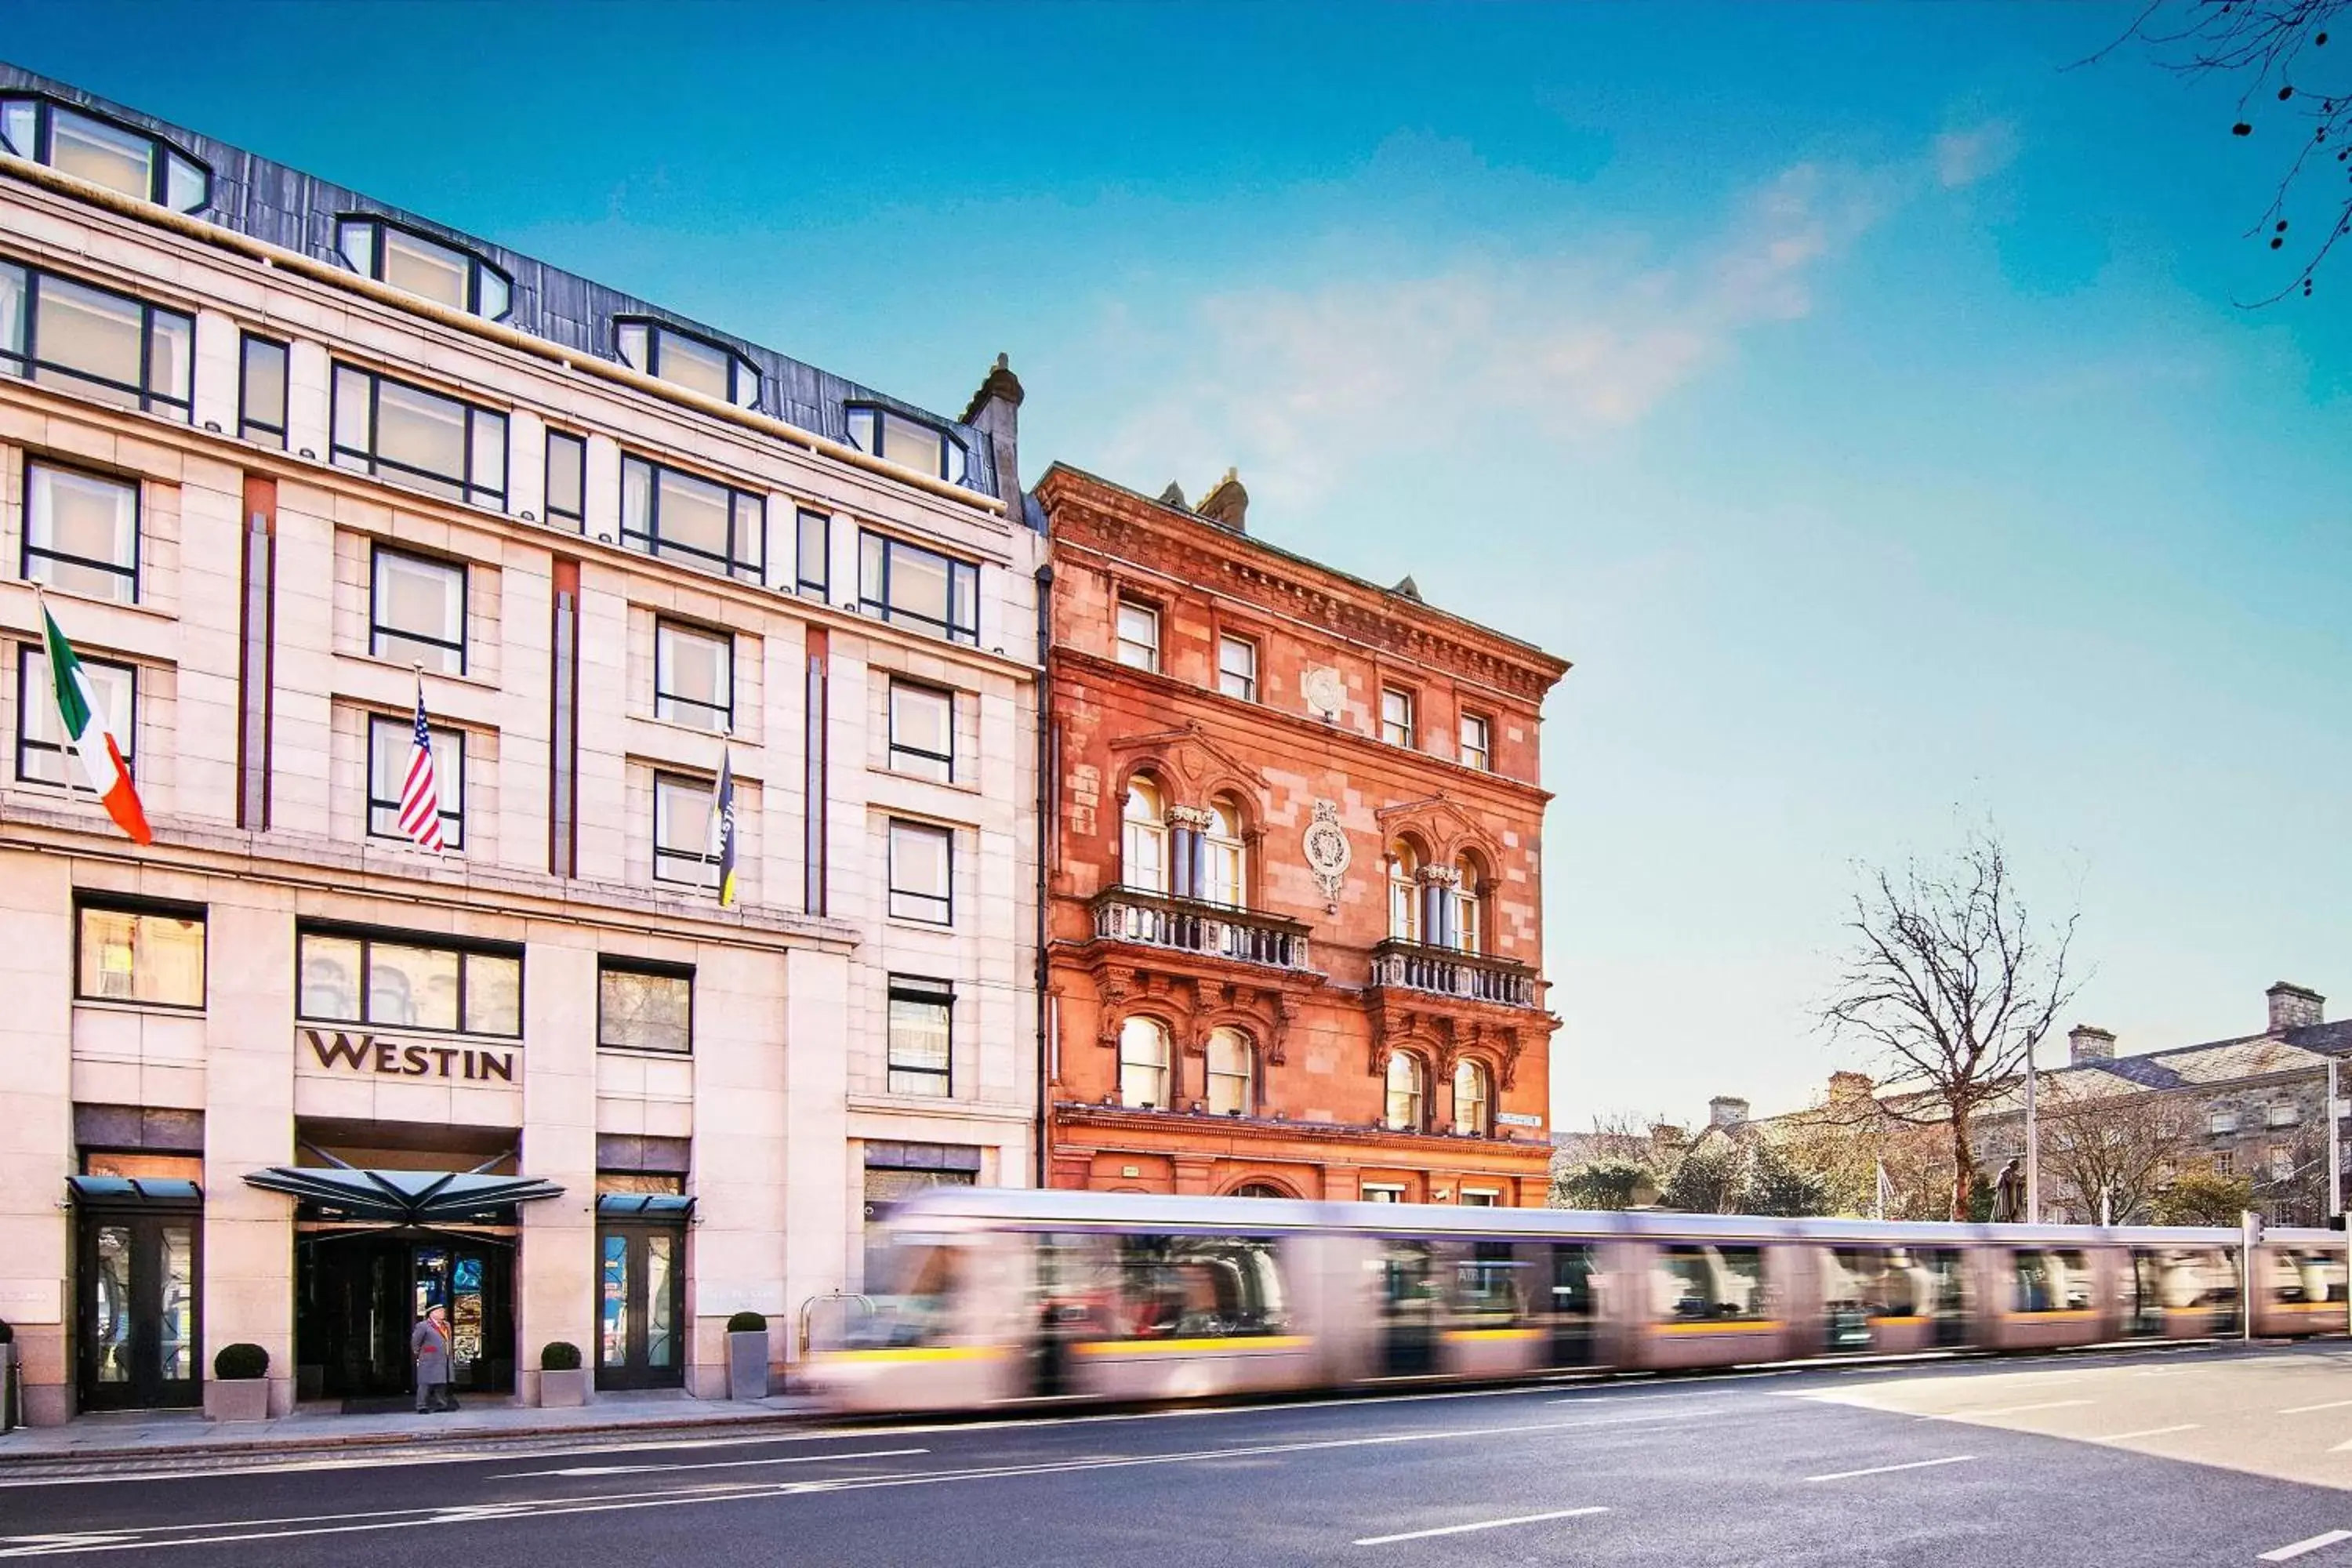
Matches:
[538,1341,589,1408]
[725,1311,770,1400]
[207,1342,270,1423]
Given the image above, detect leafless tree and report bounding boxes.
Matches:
[2088,0,2352,302]
[2036,1077,2195,1224]
[1821,826,2080,1220]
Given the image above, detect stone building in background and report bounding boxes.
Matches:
[1037,466,1568,1206]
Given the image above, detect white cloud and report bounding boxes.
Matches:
[1933,118,2020,189]
[1096,160,1884,509]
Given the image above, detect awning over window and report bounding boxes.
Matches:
[596,1193,695,1219]
[244,1167,564,1224]
[66,1174,202,1206]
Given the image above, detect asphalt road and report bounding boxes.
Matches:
[8,1344,2352,1566]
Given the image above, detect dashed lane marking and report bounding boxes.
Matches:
[2258,1530,2352,1563]
[1353,1507,1608,1547]
[2281,1400,2352,1416]
[1805,1455,1975,1483]
[1929,1399,2093,1421]
[2087,1425,2200,1443]
[500,1446,929,1479]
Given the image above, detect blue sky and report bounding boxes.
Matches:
[14,2,2350,1127]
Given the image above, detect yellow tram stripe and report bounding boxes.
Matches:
[811,1345,1007,1363]
[2277,1300,2348,1313]
[1074,1335,1312,1357]
[2003,1308,2100,1322]
[1442,1327,1542,1343]
[1867,1316,1926,1327]
[1652,1319,1785,1336]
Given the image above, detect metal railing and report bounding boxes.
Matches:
[1091,888,1314,971]
[1369,938,1538,1007]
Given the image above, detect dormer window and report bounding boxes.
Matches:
[613,318,759,408]
[336,216,511,319]
[845,405,967,485]
[0,96,209,212]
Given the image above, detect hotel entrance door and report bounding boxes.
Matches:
[75,1207,199,1412]
[296,1235,514,1402]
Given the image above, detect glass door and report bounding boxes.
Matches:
[597,1224,685,1390]
[77,1210,199,1411]
[1377,1240,1441,1377]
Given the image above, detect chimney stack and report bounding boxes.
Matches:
[960,353,1024,513]
[1827,1070,1875,1105]
[1708,1096,1750,1130]
[2267,982,2325,1033]
[2067,1025,2116,1064]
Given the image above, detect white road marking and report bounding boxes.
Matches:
[1353,1507,1607,1547]
[500,1446,928,1479]
[2087,1425,2200,1443]
[1932,1399,2092,1421]
[2258,1530,2352,1562]
[2281,1399,2352,1416]
[1805,1454,1976,1483]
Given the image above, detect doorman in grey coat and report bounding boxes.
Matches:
[412,1305,457,1413]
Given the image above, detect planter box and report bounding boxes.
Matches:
[539,1368,590,1408]
[727,1331,769,1400]
[205,1378,270,1424]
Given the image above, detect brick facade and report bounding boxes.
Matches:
[1039,466,1568,1205]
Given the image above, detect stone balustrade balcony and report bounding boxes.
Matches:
[1089,888,1315,973]
[1369,938,1539,1009]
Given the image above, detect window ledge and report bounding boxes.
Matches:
[336,648,499,692]
[882,915,957,936]
[296,1018,521,1046]
[633,710,760,750]
[868,760,981,796]
[71,996,206,1018]
[595,1044,696,1061]
[5,581,177,624]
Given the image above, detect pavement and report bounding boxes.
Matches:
[3,1343,2352,1564]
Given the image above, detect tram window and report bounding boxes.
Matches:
[1828,1248,1923,1319]
[1116,1234,1290,1340]
[2138,1248,2235,1311]
[2275,1250,2349,1305]
[1450,1241,1526,1324]
[2013,1249,2095,1314]
[1654,1244,1768,1321]
[1548,1245,1596,1318]
[853,1243,960,1348]
[1033,1232,1120,1337]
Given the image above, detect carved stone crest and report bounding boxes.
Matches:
[1300,665,1345,721]
[1303,799,1352,907]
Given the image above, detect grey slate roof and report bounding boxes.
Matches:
[0,63,1005,503]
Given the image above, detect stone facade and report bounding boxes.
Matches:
[0,69,1037,1422]
[1039,466,1567,1206]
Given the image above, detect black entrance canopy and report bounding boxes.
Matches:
[245,1167,564,1225]
[65,1174,202,1205]
[595,1192,695,1219]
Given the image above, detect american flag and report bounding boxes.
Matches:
[397,680,446,854]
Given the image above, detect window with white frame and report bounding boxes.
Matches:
[845,405,967,484]
[652,772,718,888]
[1459,713,1491,771]
[2209,1109,2241,1136]
[369,547,466,674]
[1453,1058,1492,1136]
[615,318,759,408]
[1218,634,1257,701]
[366,711,464,848]
[0,96,209,209]
[0,260,193,420]
[544,430,586,529]
[887,681,954,782]
[1202,796,1246,907]
[239,333,288,448]
[858,531,978,644]
[622,456,764,583]
[1386,840,1421,943]
[1380,687,1415,748]
[332,365,508,509]
[336,216,511,318]
[21,462,139,604]
[1385,1052,1426,1131]
[1205,1027,1253,1116]
[1452,855,1484,954]
[887,819,953,924]
[1122,777,1169,895]
[17,641,132,786]
[1361,1182,1405,1203]
[886,975,953,1097]
[653,619,733,733]
[1119,1015,1171,1109]
[1115,599,1160,672]
[2268,1102,2302,1128]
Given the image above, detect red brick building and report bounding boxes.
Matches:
[1039,466,1570,1206]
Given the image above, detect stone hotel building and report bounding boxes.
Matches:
[0,65,1042,1422]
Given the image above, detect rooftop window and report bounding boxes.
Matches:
[0,96,209,212]
[614,318,758,408]
[845,405,967,485]
[336,216,511,320]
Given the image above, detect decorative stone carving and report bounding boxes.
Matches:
[1165,804,1216,831]
[1300,666,1345,720]
[1303,799,1352,907]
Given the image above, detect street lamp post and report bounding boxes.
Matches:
[2024,1048,2040,1225]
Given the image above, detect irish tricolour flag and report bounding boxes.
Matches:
[38,600,152,844]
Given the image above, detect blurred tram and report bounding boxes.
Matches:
[808,1188,2351,1414]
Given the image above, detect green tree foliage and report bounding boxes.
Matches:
[1744,1140,1832,1218]
[2154,1168,2256,1228]
[1552,1158,1656,1211]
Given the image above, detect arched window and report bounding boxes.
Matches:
[1231,1182,1287,1199]
[1206,1026,1254,1116]
[1202,796,1247,907]
[1453,1058,1492,1136]
[1385,1052,1426,1132]
[1453,855,1485,954]
[1123,777,1169,894]
[1118,1016,1171,1109]
[1387,840,1422,943]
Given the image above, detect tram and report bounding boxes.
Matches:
[806,1187,2351,1414]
